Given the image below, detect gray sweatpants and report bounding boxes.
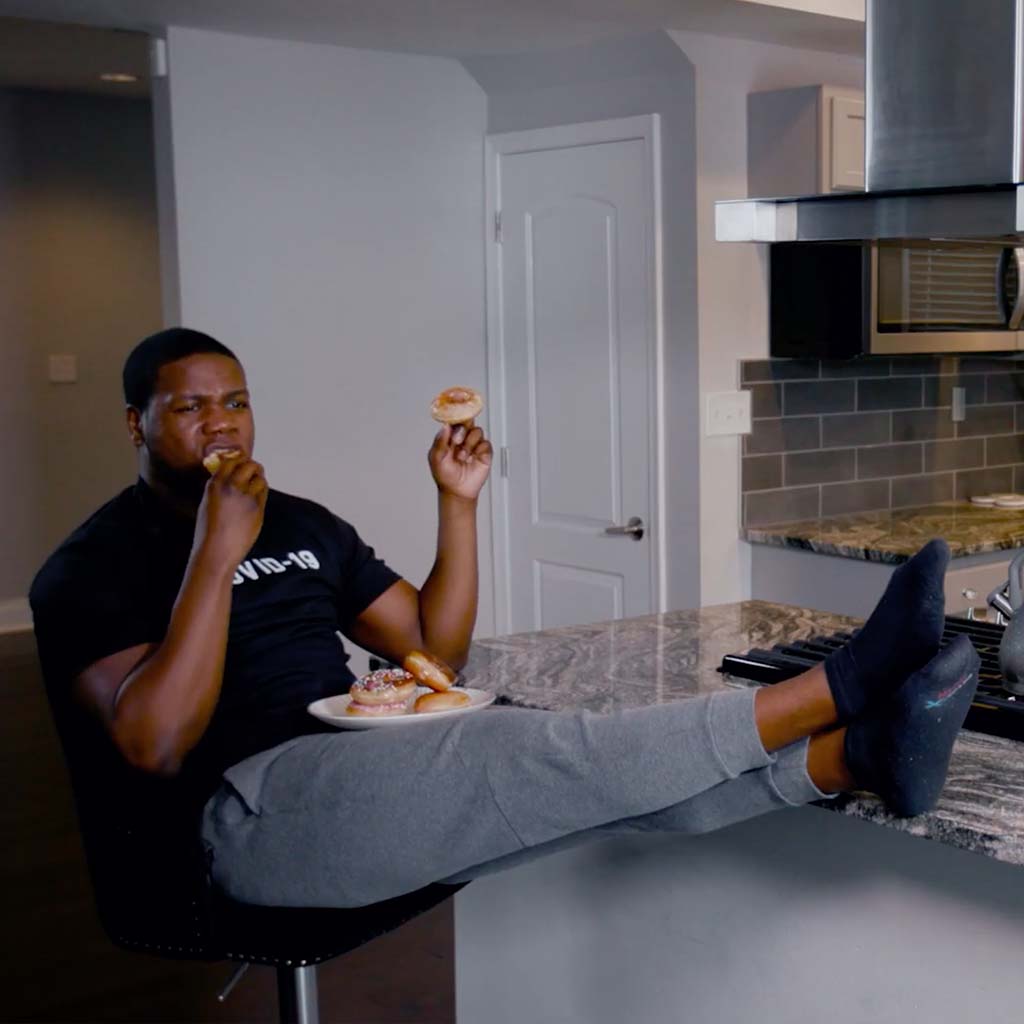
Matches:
[200,689,831,908]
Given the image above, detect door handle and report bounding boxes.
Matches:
[1009,248,1024,330]
[604,516,644,540]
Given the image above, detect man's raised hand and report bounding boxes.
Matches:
[428,422,493,503]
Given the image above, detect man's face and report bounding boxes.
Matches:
[130,353,255,480]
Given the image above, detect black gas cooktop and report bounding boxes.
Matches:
[719,616,1024,742]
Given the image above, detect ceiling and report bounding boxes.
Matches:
[0,0,864,99]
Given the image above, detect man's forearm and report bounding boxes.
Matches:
[418,493,479,669]
[111,543,236,773]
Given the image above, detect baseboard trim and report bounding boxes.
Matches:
[0,598,32,635]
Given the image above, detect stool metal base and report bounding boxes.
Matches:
[277,965,319,1024]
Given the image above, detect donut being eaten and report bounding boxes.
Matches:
[202,448,242,474]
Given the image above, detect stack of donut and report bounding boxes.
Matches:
[346,650,470,716]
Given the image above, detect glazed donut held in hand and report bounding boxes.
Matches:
[347,668,418,716]
[403,649,457,692]
[431,386,483,426]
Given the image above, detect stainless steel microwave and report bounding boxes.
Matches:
[770,241,1024,357]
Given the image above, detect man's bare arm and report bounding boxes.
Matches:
[73,459,267,776]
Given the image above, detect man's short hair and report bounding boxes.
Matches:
[123,328,239,410]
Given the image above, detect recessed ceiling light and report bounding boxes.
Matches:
[99,73,138,83]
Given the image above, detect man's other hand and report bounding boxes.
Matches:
[195,457,268,568]
[429,422,493,502]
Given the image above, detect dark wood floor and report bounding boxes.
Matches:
[1,631,455,1023]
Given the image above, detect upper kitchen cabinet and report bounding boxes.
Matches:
[748,85,865,198]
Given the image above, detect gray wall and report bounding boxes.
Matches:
[463,31,701,612]
[0,90,162,604]
[159,28,492,664]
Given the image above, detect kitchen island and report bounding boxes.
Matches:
[455,601,1024,1024]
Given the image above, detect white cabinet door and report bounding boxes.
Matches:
[829,94,865,191]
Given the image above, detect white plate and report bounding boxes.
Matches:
[995,497,1024,509]
[970,495,997,506]
[308,687,495,729]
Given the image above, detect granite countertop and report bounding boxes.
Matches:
[463,600,1024,868]
[743,501,1024,563]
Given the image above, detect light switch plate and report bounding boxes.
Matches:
[707,390,752,436]
[48,354,78,383]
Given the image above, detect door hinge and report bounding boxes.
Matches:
[494,211,503,244]
[500,447,509,477]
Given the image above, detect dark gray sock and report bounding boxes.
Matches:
[844,634,979,818]
[825,538,949,722]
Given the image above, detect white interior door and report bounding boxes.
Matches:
[486,115,662,635]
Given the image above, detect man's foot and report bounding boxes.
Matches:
[825,538,949,722]
[843,634,979,818]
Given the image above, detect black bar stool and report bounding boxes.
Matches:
[41,670,465,1024]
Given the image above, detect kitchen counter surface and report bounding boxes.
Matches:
[743,501,1024,563]
[464,600,1024,868]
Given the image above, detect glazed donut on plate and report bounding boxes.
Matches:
[346,668,417,716]
[403,650,457,692]
[414,690,471,714]
[430,386,483,426]
[202,448,242,474]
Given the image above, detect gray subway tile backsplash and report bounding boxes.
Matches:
[739,355,1024,525]
[820,480,890,517]
[956,405,1016,437]
[892,409,955,443]
[784,449,856,486]
[784,380,856,415]
[987,434,1024,466]
[986,373,1024,404]
[741,359,820,383]
[857,377,923,411]
[820,358,890,378]
[955,467,1014,501]
[821,412,890,449]
[745,487,820,527]
[857,443,922,480]
[742,382,783,418]
[892,473,955,508]
[923,375,986,407]
[923,438,985,473]
[744,416,820,455]
[742,455,783,492]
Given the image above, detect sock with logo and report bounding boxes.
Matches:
[843,634,979,818]
[825,538,949,722]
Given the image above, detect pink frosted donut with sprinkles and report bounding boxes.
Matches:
[347,668,417,716]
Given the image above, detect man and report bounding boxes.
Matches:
[32,327,980,916]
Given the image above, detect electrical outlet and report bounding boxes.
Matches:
[951,386,966,422]
[707,391,752,436]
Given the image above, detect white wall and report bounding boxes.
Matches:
[668,31,863,605]
[160,28,491,665]
[0,90,162,611]
[464,32,701,614]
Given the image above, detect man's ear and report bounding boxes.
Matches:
[126,406,144,447]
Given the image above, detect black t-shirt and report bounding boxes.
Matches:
[30,479,400,817]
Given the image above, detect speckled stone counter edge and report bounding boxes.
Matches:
[744,500,1024,563]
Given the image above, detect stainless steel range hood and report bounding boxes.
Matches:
[716,0,1024,243]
